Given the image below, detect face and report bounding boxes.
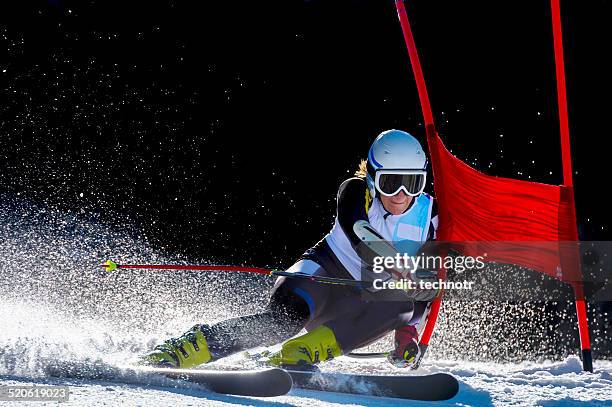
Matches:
[379,190,413,215]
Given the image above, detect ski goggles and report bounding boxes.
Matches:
[374,170,427,197]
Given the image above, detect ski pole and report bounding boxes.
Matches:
[346,351,390,359]
[101,260,368,287]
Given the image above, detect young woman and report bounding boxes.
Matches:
[142,129,439,369]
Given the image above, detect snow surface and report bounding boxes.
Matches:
[1,356,611,406]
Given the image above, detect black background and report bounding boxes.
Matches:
[1,0,610,268]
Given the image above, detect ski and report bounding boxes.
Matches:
[136,366,293,397]
[46,358,458,400]
[145,365,459,400]
[287,369,459,401]
[46,361,293,398]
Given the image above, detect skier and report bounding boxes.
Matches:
[141,129,439,370]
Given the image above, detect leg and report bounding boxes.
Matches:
[203,283,310,359]
[267,294,414,367]
[267,268,415,367]
[141,260,330,368]
[325,297,414,352]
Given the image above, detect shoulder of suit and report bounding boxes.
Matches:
[338,177,367,194]
[339,177,367,188]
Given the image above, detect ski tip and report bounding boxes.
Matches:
[102,260,118,272]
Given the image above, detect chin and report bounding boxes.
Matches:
[390,203,409,213]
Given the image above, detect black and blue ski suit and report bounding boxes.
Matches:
[200,177,438,358]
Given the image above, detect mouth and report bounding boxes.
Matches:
[390,197,408,204]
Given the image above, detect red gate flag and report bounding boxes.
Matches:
[428,129,581,282]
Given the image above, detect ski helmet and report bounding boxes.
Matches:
[366,129,428,198]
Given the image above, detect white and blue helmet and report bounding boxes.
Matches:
[366,130,428,198]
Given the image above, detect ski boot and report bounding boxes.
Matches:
[267,325,342,369]
[139,324,212,368]
[388,324,421,369]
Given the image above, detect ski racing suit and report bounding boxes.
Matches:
[199,177,438,363]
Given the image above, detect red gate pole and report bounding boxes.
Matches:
[550,0,592,372]
[394,0,442,360]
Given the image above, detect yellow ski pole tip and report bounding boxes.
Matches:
[103,260,118,272]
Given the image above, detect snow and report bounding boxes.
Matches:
[1,319,611,407]
[1,356,611,406]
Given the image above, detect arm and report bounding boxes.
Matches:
[336,177,370,248]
